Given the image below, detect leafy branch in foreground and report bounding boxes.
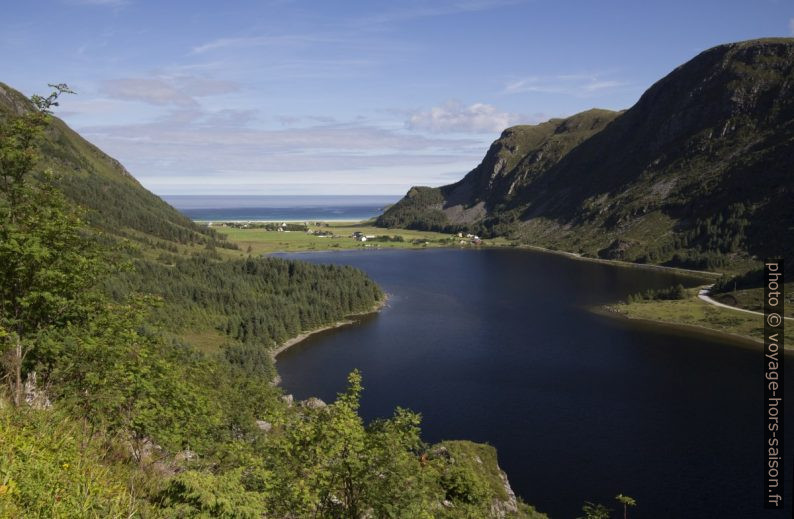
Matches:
[578,501,612,519]
[0,83,109,406]
[615,493,637,519]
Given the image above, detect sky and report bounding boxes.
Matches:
[2,0,792,196]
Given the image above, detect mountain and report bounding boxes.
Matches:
[377,38,794,269]
[0,82,233,253]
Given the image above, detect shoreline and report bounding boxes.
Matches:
[269,238,765,346]
[268,235,722,280]
[271,294,389,359]
[212,214,723,280]
[196,219,365,224]
[223,220,771,349]
[589,304,772,350]
[594,289,793,349]
[509,243,722,279]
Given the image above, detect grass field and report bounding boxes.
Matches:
[709,285,794,318]
[215,221,508,256]
[608,288,793,346]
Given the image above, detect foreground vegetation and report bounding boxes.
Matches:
[1,373,548,518]
[0,86,549,517]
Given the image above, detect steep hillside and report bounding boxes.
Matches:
[378,38,794,269]
[0,82,234,254]
[378,109,619,232]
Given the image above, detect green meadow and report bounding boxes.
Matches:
[215,221,509,255]
[608,287,793,347]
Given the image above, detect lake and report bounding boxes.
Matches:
[163,195,399,222]
[275,248,792,518]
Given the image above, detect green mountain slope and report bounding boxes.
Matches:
[0,82,232,253]
[378,38,794,269]
[378,109,619,232]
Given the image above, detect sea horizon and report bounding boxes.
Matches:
[163,195,401,222]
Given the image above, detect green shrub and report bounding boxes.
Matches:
[0,406,146,518]
[627,283,687,303]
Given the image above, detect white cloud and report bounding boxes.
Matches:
[191,34,332,55]
[179,78,240,97]
[101,77,239,106]
[71,108,487,195]
[581,80,624,92]
[188,33,383,80]
[82,116,480,154]
[102,78,192,106]
[67,0,128,6]
[503,74,627,97]
[357,0,527,26]
[407,101,530,133]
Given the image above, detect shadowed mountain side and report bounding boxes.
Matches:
[378,38,794,268]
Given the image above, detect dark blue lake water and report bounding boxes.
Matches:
[275,248,792,519]
[163,195,399,221]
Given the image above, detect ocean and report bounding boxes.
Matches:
[162,195,400,222]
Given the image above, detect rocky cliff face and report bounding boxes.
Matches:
[377,109,618,230]
[434,441,548,519]
[445,108,619,211]
[378,38,794,266]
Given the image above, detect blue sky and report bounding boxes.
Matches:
[3,0,792,195]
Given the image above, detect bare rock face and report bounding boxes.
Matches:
[429,445,454,463]
[490,469,520,518]
[175,450,196,463]
[301,397,327,409]
[431,441,547,519]
[255,420,273,432]
[281,394,294,406]
[377,109,617,232]
[23,371,51,410]
[598,239,637,260]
